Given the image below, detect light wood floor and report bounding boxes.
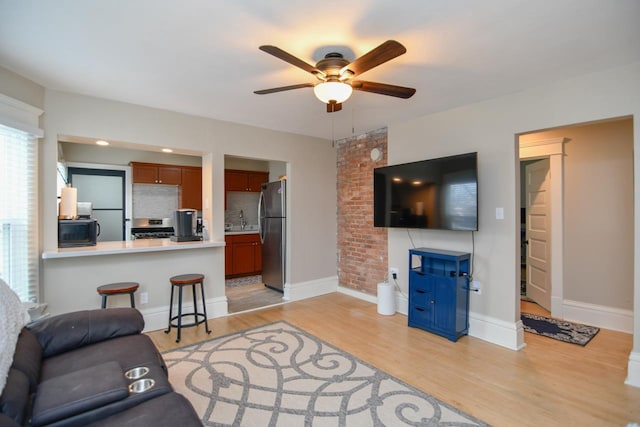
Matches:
[147,293,639,426]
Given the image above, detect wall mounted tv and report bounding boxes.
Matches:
[373,152,478,231]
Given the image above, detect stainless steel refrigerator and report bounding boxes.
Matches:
[259,180,286,292]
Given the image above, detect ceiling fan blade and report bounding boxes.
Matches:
[341,40,407,79]
[326,101,342,113]
[259,45,325,78]
[351,80,416,99]
[254,83,314,95]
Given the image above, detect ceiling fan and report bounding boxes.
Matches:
[254,40,416,113]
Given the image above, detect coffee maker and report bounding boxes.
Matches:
[170,209,202,242]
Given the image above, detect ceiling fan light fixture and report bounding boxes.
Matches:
[313,81,353,104]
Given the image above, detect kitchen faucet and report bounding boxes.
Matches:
[240,209,246,230]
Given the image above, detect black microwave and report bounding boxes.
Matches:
[58,219,100,247]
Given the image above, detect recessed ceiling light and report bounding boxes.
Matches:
[162,148,173,153]
[392,177,402,183]
[95,140,109,146]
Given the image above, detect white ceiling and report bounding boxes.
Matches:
[1,0,639,140]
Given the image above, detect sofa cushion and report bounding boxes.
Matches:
[40,334,167,382]
[11,328,42,391]
[29,308,144,358]
[84,392,202,427]
[31,361,128,427]
[0,279,31,396]
[0,368,30,426]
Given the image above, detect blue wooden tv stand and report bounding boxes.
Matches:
[408,248,471,342]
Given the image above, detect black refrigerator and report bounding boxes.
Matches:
[259,180,286,292]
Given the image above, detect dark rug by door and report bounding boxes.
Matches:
[163,321,489,426]
[521,313,600,346]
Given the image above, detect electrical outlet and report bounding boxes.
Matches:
[140,292,148,304]
[389,267,399,280]
[471,280,481,295]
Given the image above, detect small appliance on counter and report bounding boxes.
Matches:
[170,209,202,242]
[58,218,100,247]
[76,202,93,219]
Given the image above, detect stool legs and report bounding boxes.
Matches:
[199,282,211,334]
[164,284,175,335]
[101,292,135,309]
[176,284,183,343]
[164,278,211,343]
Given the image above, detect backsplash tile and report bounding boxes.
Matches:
[133,184,178,219]
[226,192,260,225]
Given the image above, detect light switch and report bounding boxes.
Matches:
[495,207,504,220]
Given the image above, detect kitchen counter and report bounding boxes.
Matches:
[42,238,225,259]
[225,230,259,235]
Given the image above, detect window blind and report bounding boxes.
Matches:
[0,124,38,302]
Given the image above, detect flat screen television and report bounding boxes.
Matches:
[373,152,478,231]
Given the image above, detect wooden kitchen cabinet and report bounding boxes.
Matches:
[225,233,262,277]
[224,169,269,192]
[131,162,182,185]
[180,166,202,210]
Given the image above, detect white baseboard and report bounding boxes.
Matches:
[337,286,523,351]
[626,352,640,388]
[562,299,633,333]
[284,276,338,301]
[337,286,377,303]
[468,311,526,351]
[140,296,228,333]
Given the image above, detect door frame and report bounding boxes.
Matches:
[518,137,566,318]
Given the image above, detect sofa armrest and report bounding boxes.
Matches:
[31,361,128,427]
[28,308,144,358]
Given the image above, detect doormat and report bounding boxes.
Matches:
[163,321,489,426]
[521,312,600,346]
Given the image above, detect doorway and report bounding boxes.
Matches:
[517,117,634,333]
[224,155,287,314]
[518,138,565,318]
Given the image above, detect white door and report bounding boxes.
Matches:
[525,159,551,311]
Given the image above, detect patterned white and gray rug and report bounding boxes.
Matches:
[163,321,489,426]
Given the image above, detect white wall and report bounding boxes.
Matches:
[388,61,640,361]
[0,65,44,109]
[39,90,337,314]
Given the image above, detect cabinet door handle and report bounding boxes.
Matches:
[430,300,435,304]
[414,271,425,276]
[416,289,426,294]
[415,307,425,312]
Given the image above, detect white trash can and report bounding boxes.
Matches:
[377,282,395,315]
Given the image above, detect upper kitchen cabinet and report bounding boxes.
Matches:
[131,162,182,185]
[180,166,202,210]
[225,169,269,192]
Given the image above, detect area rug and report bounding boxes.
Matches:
[521,313,600,346]
[163,321,489,426]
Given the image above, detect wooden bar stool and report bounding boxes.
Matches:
[97,282,139,309]
[164,273,211,343]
